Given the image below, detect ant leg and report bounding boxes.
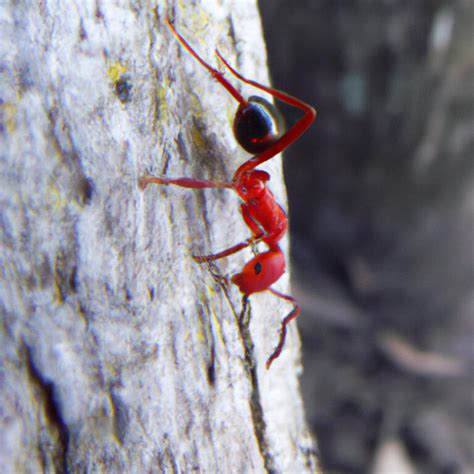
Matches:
[215,51,317,178]
[207,261,231,288]
[193,235,263,263]
[241,208,262,256]
[265,288,300,369]
[166,18,246,106]
[193,203,264,262]
[240,203,262,237]
[140,174,244,260]
[139,175,232,191]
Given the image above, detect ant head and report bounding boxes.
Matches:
[233,96,284,155]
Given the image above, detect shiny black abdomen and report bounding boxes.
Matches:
[233,96,283,154]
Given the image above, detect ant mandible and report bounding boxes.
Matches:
[140,18,316,369]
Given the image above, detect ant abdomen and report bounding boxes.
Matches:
[233,96,284,154]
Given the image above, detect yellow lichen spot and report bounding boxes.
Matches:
[1,102,18,133]
[210,309,224,341]
[191,120,206,150]
[54,281,64,304]
[157,84,169,124]
[187,94,206,145]
[195,9,211,33]
[188,93,204,118]
[225,106,234,128]
[174,3,211,41]
[46,183,67,211]
[195,326,207,345]
[107,62,127,84]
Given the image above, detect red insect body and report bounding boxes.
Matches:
[140,19,316,369]
[232,249,286,295]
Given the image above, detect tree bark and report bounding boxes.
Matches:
[0,0,319,472]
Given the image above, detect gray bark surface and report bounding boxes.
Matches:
[0,1,318,472]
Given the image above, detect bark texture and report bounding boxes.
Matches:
[0,1,318,472]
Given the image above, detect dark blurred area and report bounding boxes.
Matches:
[259,1,473,473]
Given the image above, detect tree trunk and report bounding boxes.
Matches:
[0,0,319,472]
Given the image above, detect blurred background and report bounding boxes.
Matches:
[259,1,473,473]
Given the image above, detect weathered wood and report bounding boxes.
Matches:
[0,0,319,472]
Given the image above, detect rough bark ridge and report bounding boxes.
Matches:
[0,0,318,472]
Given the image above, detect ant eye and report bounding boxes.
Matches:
[254,262,262,275]
[233,96,284,154]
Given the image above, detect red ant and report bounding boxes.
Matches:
[140,19,316,369]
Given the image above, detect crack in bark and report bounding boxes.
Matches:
[47,107,95,208]
[24,343,70,473]
[301,445,320,472]
[239,297,276,474]
[110,391,128,445]
[54,249,78,303]
[207,261,241,343]
[206,264,276,471]
[196,301,217,386]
